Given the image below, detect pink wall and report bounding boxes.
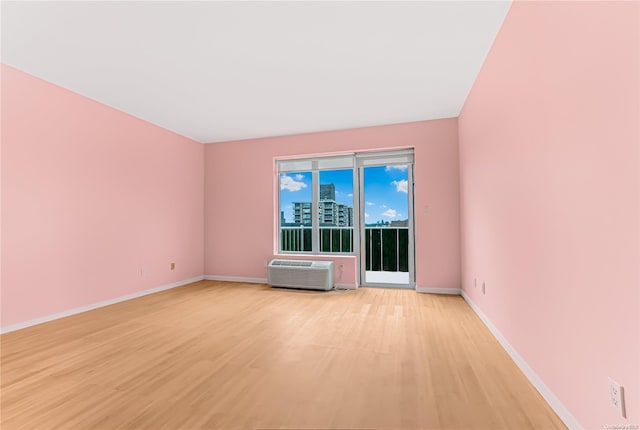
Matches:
[1,65,205,328]
[459,2,639,428]
[205,119,461,290]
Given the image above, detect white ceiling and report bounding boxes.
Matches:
[2,1,511,144]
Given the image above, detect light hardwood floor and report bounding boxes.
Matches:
[1,281,566,430]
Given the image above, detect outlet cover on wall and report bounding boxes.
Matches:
[608,378,626,417]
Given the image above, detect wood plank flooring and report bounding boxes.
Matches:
[1,281,566,429]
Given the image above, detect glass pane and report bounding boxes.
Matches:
[319,169,353,253]
[321,229,330,252]
[280,172,311,252]
[370,228,382,272]
[382,228,397,271]
[365,229,371,271]
[331,229,341,252]
[341,229,352,253]
[363,165,410,284]
[303,228,312,252]
[398,229,409,272]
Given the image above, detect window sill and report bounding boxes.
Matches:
[274,253,356,259]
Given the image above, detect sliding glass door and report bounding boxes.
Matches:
[358,155,415,288]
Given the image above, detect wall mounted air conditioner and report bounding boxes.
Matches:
[268,260,334,291]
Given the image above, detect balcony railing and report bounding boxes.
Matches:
[281,227,353,253]
[364,227,408,273]
[280,226,409,274]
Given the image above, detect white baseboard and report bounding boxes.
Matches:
[204,276,356,291]
[461,290,583,430]
[204,275,268,284]
[1,276,206,335]
[416,286,461,295]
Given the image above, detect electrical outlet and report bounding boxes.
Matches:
[474,278,477,288]
[170,262,175,270]
[608,378,626,417]
[140,267,149,277]
[482,282,486,295]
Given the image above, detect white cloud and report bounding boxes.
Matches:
[280,174,307,192]
[365,212,370,218]
[385,165,408,172]
[381,209,398,218]
[380,204,387,209]
[294,173,305,181]
[347,193,353,197]
[366,201,375,206]
[392,179,408,193]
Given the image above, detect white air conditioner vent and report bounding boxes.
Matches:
[270,260,313,267]
[268,260,334,291]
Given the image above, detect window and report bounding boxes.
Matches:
[279,171,312,251]
[319,169,353,252]
[278,156,355,254]
[277,150,414,260]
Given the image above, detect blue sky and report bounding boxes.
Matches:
[280,166,409,223]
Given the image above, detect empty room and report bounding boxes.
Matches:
[1,1,638,429]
